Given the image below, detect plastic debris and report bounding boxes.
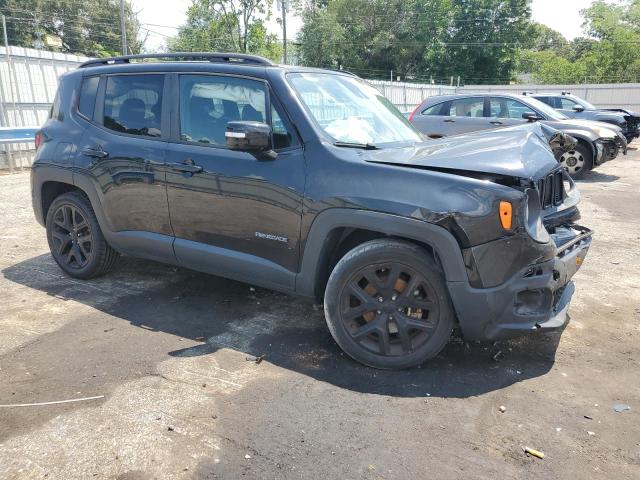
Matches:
[245,454,251,459]
[195,336,205,342]
[587,431,595,436]
[584,415,593,420]
[0,395,105,408]
[245,354,264,364]
[523,447,545,459]
[555,427,562,432]
[614,404,631,413]
[499,405,506,413]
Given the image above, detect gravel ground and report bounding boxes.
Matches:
[0,150,639,480]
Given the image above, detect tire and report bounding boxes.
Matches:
[324,239,455,369]
[45,191,119,279]
[558,142,593,180]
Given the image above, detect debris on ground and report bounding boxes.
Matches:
[499,405,506,413]
[614,403,631,413]
[195,336,205,342]
[587,431,595,436]
[0,395,105,408]
[245,354,264,364]
[492,350,503,362]
[167,426,174,432]
[245,454,251,459]
[584,415,593,420]
[523,447,545,459]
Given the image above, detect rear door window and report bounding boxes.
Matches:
[103,75,164,137]
[447,98,484,117]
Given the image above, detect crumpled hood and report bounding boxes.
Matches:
[365,122,557,180]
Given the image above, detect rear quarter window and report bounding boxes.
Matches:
[78,76,99,120]
[421,102,445,115]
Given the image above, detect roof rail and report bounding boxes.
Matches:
[79,52,274,69]
[522,91,534,95]
[561,91,571,95]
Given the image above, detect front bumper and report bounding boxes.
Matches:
[448,224,592,341]
[596,133,627,165]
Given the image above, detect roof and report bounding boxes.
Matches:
[76,52,354,78]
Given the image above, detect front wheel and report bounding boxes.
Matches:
[324,239,455,369]
[558,143,593,179]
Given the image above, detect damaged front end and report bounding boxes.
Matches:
[449,165,593,341]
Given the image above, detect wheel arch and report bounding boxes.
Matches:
[296,209,468,300]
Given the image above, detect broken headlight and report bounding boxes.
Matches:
[525,189,550,244]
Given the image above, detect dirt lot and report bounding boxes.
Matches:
[0,149,639,480]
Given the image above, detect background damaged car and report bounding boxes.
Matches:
[530,91,640,144]
[409,93,627,179]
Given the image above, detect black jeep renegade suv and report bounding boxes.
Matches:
[31,53,592,369]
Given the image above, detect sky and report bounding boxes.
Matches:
[132,0,615,53]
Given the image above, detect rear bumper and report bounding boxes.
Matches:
[448,225,592,341]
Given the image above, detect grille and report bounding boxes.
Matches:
[537,169,565,209]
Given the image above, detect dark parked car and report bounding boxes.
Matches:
[530,91,640,143]
[31,53,592,369]
[409,93,627,179]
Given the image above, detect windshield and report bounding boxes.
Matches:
[287,72,423,146]
[524,96,569,120]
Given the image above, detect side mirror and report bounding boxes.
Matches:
[225,121,277,160]
[522,111,543,122]
[572,105,585,112]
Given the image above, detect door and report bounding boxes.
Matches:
[79,73,172,239]
[438,96,489,135]
[165,73,305,290]
[487,96,531,128]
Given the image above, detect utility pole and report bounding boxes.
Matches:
[120,0,127,55]
[278,0,288,64]
[282,0,287,64]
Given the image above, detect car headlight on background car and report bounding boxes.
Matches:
[592,126,617,138]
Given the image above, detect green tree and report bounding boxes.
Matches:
[0,0,141,57]
[169,0,282,63]
[297,0,531,84]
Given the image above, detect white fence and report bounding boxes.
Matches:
[459,83,640,113]
[0,46,89,170]
[368,80,457,112]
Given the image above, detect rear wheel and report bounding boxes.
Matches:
[324,239,454,369]
[559,143,592,179]
[45,192,119,279]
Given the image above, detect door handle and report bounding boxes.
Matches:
[490,121,503,125]
[170,159,203,174]
[443,119,456,123]
[82,146,108,159]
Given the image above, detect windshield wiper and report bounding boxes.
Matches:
[333,141,380,150]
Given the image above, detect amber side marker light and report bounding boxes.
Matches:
[499,201,513,230]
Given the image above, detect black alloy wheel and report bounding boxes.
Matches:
[45,192,119,279]
[324,239,454,369]
[50,204,94,269]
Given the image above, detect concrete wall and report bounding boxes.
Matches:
[459,83,640,112]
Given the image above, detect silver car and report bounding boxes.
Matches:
[408,93,627,179]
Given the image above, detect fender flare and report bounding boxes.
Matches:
[295,208,469,297]
[30,164,75,226]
